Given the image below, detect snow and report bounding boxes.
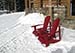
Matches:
[18,13,45,25]
[0,12,75,53]
[0,12,24,34]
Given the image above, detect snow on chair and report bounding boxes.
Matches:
[32,16,51,37]
[38,18,61,47]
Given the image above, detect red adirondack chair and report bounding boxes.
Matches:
[38,18,61,47]
[32,16,51,37]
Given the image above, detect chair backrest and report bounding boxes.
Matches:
[49,18,60,36]
[43,16,50,30]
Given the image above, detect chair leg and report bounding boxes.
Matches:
[59,26,61,40]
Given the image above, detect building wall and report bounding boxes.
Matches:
[25,0,75,19]
[34,0,41,8]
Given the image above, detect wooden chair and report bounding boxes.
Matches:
[38,18,61,47]
[32,16,51,37]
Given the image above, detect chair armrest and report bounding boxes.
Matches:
[31,24,43,30]
[31,24,43,27]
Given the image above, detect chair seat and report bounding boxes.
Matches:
[33,28,48,36]
[38,36,49,47]
[38,33,60,47]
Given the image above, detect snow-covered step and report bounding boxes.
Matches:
[0,37,18,53]
[0,24,30,46]
[0,25,75,53]
[0,12,24,34]
[0,25,31,53]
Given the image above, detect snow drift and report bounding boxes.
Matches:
[0,12,75,53]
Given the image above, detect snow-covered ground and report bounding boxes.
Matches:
[0,12,24,34]
[0,12,75,53]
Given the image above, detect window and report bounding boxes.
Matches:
[27,0,29,8]
[31,3,33,8]
[71,0,75,16]
[40,0,43,8]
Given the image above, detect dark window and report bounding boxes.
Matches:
[71,0,75,16]
[41,0,43,8]
[16,0,25,11]
[31,3,33,8]
[27,0,29,8]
